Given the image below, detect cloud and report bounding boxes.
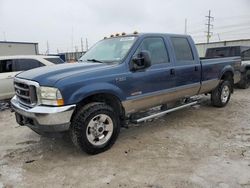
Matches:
[0,0,249,53]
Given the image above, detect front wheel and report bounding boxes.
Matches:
[211,80,232,107]
[70,103,120,154]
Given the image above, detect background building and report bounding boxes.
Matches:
[0,41,39,56]
[196,39,250,57]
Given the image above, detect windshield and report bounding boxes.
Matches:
[79,36,137,63]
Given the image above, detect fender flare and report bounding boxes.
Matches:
[67,82,125,104]
[219,65,234,80]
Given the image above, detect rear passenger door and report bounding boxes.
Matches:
[170,37,201,96]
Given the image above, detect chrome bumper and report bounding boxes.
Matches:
[11,96,76,133]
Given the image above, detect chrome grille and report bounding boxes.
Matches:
[14,78,39,107]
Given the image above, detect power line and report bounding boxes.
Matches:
[205,10,214,43]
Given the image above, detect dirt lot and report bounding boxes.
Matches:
[0,89,250,188]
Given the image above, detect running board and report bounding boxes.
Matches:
[133,101,198,123]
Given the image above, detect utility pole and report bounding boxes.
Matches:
[205,10,214,43]
[81,38,84,52]
[85,38,88,51]
[184,18,187,34]
[71,27,74,52]
[46,40,50,54]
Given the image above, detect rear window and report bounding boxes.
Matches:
[45,58,64,64]
[205,47,240,58]
[206,48,230,58]
[171,37,194,61]
[241,48,250,61]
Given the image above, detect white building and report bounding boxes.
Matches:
[0,41,39,56]
[196,39,250,57]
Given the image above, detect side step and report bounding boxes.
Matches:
[132,101,198,123]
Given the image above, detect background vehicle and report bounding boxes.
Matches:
[11,33,241,154]
[205,46,250,88]
[0,55,64,100]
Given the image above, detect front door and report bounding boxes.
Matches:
[123,37,176,113]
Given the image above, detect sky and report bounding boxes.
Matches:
[0,0,250,54]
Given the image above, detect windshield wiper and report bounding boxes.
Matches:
[86,59,104,63]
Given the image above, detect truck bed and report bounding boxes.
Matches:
[199,56,241,94]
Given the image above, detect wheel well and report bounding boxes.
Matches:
[73,93,125,120]
[221,71,233,81]
[221,71,234,92]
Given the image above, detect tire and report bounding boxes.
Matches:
[211,80,232,107]
[237,71,250,89]
[70,102,120,155]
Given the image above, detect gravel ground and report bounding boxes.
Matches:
[0,89,250,188]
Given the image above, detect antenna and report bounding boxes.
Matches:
[3,32,7,41]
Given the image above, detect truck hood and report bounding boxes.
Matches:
[16,62,112,86]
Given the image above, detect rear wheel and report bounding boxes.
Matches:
[211,80,232,107]
[70,103,120,154]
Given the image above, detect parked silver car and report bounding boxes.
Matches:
[0,55,64,100]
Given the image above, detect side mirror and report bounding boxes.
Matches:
[131,50,151,71]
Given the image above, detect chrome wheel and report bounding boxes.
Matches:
[86,114,114,146]
[221,85,230,103]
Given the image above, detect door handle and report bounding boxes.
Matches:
[7,75,13,79]
[194,66,199,71]
[170,69,175,75]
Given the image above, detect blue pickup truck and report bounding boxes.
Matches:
[11,33,241,154]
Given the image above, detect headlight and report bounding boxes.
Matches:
[39,86,64,106]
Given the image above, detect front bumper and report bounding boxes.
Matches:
[11,96,76,133]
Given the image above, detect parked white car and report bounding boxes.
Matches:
[0,55,64,100]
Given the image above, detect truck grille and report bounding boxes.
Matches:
[14,79,38,107]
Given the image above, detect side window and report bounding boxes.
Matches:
[135,37,169,65]
[45,58,64,64]
[14,59,44,71]
[241,48,250,61]
[0,60,14,73]
[171,37,194,61]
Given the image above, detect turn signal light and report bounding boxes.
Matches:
[57,99,64,106]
